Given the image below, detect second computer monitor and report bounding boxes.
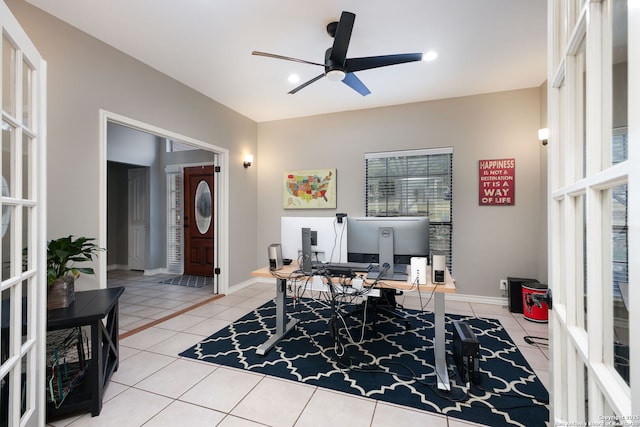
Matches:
[347,216,430,279]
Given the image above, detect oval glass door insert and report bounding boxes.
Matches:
[195,180,212,234]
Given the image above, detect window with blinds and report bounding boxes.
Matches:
[365,147,453,271]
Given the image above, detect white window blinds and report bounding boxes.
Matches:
[365,148,453,271]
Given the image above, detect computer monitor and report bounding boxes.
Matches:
[280,216,348,265]
[347,216,430,280]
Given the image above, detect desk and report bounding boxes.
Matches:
[251,264,455,390]
[46,287,124,419]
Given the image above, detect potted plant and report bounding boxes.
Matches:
[47,235,103,310]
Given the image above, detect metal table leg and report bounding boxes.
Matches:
[434,292,450,390]
[256,278,298,355]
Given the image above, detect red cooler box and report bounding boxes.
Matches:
[522,282,548,322]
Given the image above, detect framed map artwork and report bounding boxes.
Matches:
[283,168,337,209]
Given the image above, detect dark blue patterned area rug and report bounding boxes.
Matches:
[180,298,549,426]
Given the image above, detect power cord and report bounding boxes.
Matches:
[524,335,548,348]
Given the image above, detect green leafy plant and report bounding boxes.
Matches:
[47,235,103,286]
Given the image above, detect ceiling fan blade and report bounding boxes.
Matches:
[345,53,423,73]
[342,73,371,96]
[329,11,355,66]
[288,73,325,94]
[252,51,324,67]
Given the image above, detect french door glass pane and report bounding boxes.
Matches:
[2,36,15,116]
[584,365,589,421]
[2,122,14,197]
[557,198,566,306]
[0,372,8,426]
[558,83,566,188]
[22,206,30,273]
[610,0,627,165]
[22,60,32,128]
[577,40,587,179]
[1,205,13,281]
[0,289,9,364]
[611,183,629,385]
[21,280,29,344]
[612,128,627,165]
[20,354,28,417]
[575,194,587,330]
[22,136,31,200]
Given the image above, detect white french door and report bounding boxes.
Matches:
[0,1,47,426]
[548,0,638,423]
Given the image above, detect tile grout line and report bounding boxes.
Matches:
[119,293,226,339]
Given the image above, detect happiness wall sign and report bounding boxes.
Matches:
[479,158,515,206]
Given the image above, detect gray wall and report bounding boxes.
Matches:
[107,123,158,166]
[9,0,258,290]
[257,88,547,298]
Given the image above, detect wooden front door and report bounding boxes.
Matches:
[184,165,215,276]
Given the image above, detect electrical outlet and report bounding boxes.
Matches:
[499,279,508,291]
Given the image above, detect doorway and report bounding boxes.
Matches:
[99,110,229,294]
[184,165,215,276]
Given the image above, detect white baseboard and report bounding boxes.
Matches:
[143,268,168,276]
[227,277,261,294]
[106,264,172,277]
[446,293,508,306]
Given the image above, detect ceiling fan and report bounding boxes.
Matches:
[252,11,423,96]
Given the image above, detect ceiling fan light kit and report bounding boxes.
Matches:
[252,11,425,96]
[326,69,346,81]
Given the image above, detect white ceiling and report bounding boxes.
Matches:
[25,0,547,123]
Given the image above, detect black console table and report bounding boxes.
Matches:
[46,287,124,419]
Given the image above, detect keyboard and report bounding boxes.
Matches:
[314,262,372,277]
[367,264,409,274]
[320,262,371,271]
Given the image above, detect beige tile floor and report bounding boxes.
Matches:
[46,270,550,427]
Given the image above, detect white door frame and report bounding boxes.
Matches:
[98,110,229,294]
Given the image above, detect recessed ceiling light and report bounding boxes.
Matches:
[288,74,300,84]
[422,50,438,61]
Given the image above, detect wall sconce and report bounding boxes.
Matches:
[538,128,549,146]
[243,154,254,168]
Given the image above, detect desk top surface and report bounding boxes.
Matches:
[251,263,456,293]
[47,287,125,328]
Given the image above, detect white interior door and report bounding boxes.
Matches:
[0,1,47,425]
[548,0,638,422]
[128,167,148,270]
